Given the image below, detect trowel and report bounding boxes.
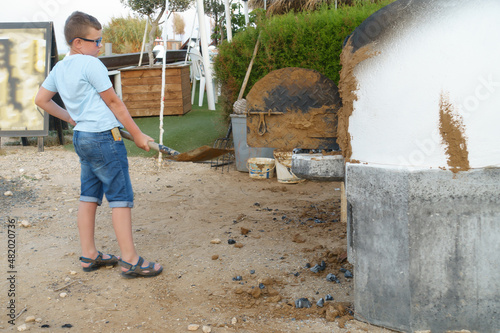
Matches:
[120,130,233,162]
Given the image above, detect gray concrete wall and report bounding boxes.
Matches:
[347,164,500,333]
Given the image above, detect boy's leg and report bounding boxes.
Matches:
[78,201,114,268]
[112,207,161,273]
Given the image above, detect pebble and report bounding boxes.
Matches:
[232,276,242,281]
[211,255,219,260]
[227,239,236,245]
[25,316,36,323]
[295,298,312,308]
[202,326,212,333]
[17,324,28,331]
[259,283,265,289]
[326,273,341,283]
[64,277,71,282]
[250,270,255,274]
[231,317,237,324]
[59,292,68,298]
[316,298,325,308]
[210,239,221,244]
[4,191,13,196]
[310,261,326,273]
[69,271,77,275]
[187,324,200,331]
[325,294,334,301]
[344,270,353,278]
[20,220,31,228]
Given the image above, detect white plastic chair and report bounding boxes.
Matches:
[189,51,218,106]
[189,51,206,106]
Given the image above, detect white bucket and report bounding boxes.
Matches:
[273,150,305,184]
[247,157,275,179]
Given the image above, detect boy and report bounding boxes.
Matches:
[35,11,162,278]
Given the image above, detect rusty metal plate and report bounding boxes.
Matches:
[246,67,341,149]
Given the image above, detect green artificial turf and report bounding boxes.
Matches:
[125,108,228,157]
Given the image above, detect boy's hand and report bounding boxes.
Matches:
[134,132,154,151]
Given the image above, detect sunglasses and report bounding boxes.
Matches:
[70,36,103,47]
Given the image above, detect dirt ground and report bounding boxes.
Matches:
[0,145,395,333]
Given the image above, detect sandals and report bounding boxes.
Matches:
[79,251,119,272]
[119,256,163,279]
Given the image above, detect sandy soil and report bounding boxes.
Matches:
[0,145,395,333]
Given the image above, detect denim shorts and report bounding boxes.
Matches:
[73,130,134,208]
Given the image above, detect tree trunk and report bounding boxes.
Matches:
[146,7,166,67]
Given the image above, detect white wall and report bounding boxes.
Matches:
[348,0,500,170]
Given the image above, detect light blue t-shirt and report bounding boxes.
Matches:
[42,54,121,132]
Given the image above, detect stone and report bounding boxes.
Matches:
[210,239,221,244]
[202,326,212,333]
[326,273,340,283]
[59,292,67,298]
[310,261,326,273]
[317,298,325,308]
[211,255,219,260]
[187,324,200,331]
[295,298,312,308]
[4,191,13,196]
[20,220,31,228]
[25,316,36,323]
[17,324,28,331]
[231,317,237,324]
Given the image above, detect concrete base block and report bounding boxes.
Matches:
[346,164,500,333]
[291,153,345,181]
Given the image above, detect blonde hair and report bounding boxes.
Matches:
[64,11,102,45]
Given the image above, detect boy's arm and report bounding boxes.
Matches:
[35,87,76,126]
[99,87,153,151]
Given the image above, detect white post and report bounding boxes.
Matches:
[158,0,169,167]
[196,0,216,110]
[242,0,249,26]
[224,0,232,42]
